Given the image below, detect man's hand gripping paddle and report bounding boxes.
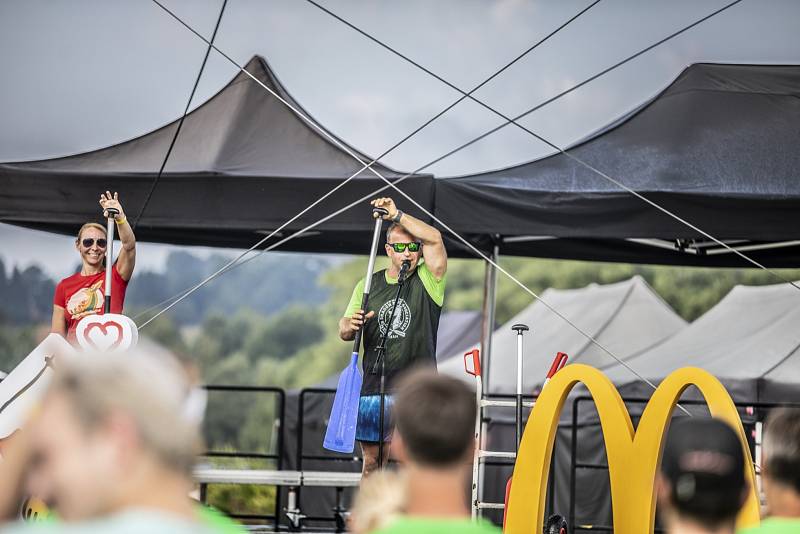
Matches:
[323,207,388,453]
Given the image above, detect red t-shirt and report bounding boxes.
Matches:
[53,265,129,345]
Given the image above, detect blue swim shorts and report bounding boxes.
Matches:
[355,394,394,443]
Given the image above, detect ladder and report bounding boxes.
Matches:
[463,344,568,518]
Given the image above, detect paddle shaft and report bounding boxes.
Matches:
[351,208,389,353]
[104,208,119,314]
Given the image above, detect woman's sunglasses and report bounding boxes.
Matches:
[389,241,421,253]
[81,238,107,248]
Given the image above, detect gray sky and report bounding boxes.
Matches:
[1,0,799,277]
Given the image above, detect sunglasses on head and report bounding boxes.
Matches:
[81,238,107,248]
[389,241,421,253]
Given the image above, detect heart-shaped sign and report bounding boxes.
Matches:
[75,314,138,353]
[83,321,124,351]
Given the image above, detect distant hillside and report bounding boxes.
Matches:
[0,258,55,324]
[0,251,334,326]
[125,250,334,325]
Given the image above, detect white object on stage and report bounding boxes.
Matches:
[193,468,361,488]
[0,334,77,439]
[75,314,138,353]
[302,470,361,487]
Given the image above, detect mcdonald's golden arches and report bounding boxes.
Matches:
[504,364,759,534]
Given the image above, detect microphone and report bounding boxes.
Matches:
[398,260,411,283]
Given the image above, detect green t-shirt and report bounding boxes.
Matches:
[373,516,501,534]
[5,506,244,534]
[344,262,447,395]
[197,506,246,533]
[2,509,223,534]
[344,262,446,316]
[738,517,800,534]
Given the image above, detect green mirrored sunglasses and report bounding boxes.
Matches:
[389,241,421,253]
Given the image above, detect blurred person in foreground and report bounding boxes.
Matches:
[657,418,750,534]
[740,408,800,534]
[0,349,241,533]
[350,470,407,534]
[365,370,498,534]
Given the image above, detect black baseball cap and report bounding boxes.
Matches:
[661,417,747,523]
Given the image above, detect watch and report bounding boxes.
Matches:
[392,210,403,223]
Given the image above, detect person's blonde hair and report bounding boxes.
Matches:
[349,470,407,534]
[76,222,106,242]
[47,349,201,475]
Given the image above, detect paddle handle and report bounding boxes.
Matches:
[352,208,388,353]
[104,208,119,314]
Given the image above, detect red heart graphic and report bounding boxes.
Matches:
[83,321,124,351]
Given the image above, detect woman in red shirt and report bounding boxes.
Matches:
[51,191,137,345]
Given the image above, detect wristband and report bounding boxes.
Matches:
[392,210,403,223]
[115,216,127,226]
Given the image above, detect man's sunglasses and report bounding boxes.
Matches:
[81,238,107,248]
[389,242,421,253]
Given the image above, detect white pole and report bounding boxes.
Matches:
[103,209,119,314]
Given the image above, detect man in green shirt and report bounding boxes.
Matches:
[339,197,447,476]
[369,370,499,534]
[739,408,800,534]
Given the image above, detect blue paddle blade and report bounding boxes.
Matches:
[323,352,363,453]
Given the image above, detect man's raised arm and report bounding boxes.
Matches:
[371,198,447,280]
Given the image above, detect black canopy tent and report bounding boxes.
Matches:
[2,61,799,264]
[0,56,435,254]
[435,63,800,267]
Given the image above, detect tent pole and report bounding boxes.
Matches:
[477,242,498,518]
[480,242,499,395]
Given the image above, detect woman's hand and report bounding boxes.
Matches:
[99,191,125,220]
[100,190,137,281]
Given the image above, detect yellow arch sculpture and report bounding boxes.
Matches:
[505,364,759,534]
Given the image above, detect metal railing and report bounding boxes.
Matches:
[198,385,286,525]
[296,387,361,530]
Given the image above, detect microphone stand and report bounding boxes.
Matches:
[371,260,410,469]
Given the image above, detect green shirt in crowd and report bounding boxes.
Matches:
[739,517,800,534]
[4,506,244,534]
[372,516,501,534]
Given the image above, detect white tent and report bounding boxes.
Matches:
[602,280,800,401]
[438,276,687,393]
